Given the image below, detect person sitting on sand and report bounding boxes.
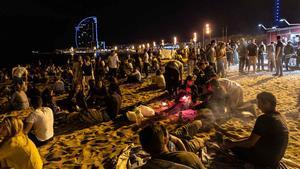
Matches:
[151,69,166,89]
[196,79,227,118]
[0,116,43,169]
[139,123,206,169]
[24,96,54,147]
[105,84,122,120]
[86,79,107,107]
[224,92,289,168]
[194,61,217,93]
[127,67,142,83]
[53,76,65,95]
[10,80,30,111]
[26,82,41,101]
[67,83,88,112]
[12,64,28,82]
[42,88,60,114]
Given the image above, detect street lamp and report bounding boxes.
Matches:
[174,36,177,45]
[193,32,197,43]
[203,24,211,45]
[280,18,300,26]
[161,39,165,46]
[153,41,156,47]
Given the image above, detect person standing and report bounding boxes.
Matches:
[297,42,300,68]
[72,56,83,88]
[216,42,227,78]
[247,39,258,73]
[274,36,284,76]
[108,51,120,77]
[257,41,266,71]
[267,42,276,72]
[188,48,197,76]
[143,50,150,78]
[283,41,294,71]
[238,38,248,73]
[207,40,217,73]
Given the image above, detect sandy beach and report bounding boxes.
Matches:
[1,68,299,168]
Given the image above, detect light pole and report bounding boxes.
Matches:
[161,39,165,46]
[203,24,211,46]
[280,19,300,26]
[174,36,177,45]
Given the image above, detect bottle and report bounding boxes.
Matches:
[135,108,143,126]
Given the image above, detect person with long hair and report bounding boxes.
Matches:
[0,116,43,169]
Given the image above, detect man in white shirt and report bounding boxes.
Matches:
[24,96,54,147]
[108,51,120,77]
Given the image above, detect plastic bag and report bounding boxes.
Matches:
[138,105,155,117]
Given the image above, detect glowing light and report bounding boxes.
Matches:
[138,45,142,49]
[142,44,145,48]
[147,43,150,48]
[161,39,165,46]
[131,45,135,50]
[161,102,167,106]
[153,41,156,47]
[93,46,97,50]
[193,32,197,42]
[174,36,177,45]
[205,23,211,35]
[114,46,118,50]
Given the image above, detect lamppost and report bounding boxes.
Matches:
[174,36,177,45]
[202,24,211,46]
[193,32,197,43]
[280,19,300,26]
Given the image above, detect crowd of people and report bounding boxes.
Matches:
[0,36,294,169]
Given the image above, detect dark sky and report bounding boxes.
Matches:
[1,0,300,55]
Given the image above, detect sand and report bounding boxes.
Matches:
[1,68,299,168]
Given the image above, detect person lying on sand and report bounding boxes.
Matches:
[162,120,205,154]
[139,123,206,169]
[223,92,289,168]
[0,116,43,169]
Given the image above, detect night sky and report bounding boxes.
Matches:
[1,0,300,57]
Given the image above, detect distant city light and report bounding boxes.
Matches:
[131,45,135,50]
[153,41,156,47]
[114,46,118,50]
[147,43,150,48]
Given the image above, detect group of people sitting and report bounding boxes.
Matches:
[139,92,289,169]
[0,50,290,169]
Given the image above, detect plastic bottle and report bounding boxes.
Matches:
[135,108,143,126]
